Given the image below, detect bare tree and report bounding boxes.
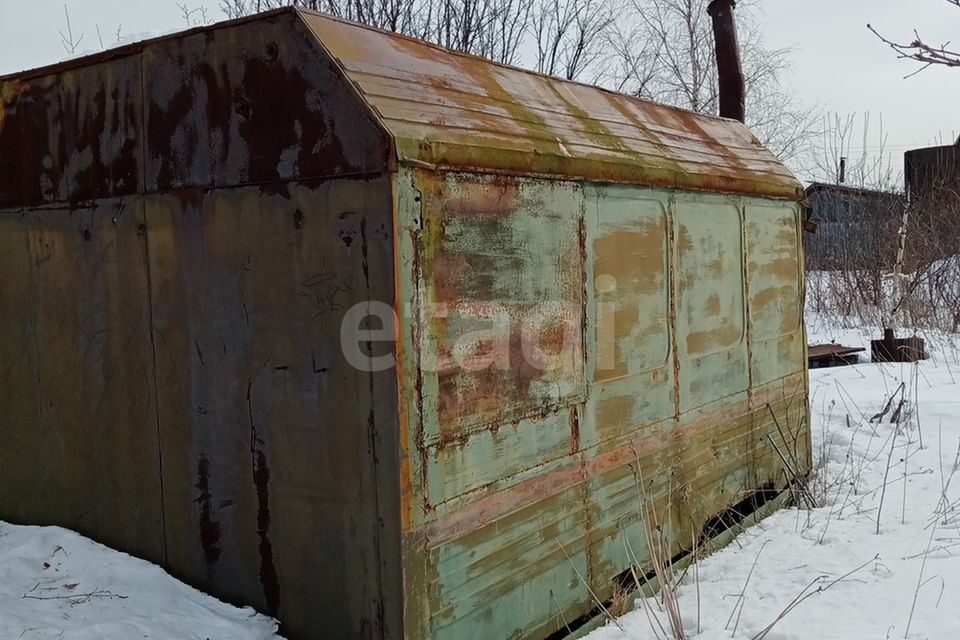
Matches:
[221,0,533,64]
[179,3,212,25]
[609,0,818,165]
[430,0,509,60]
[869,1,960,77]
[531,0,614,80]
[320,0,426,36]
[59,4,84,55]
[630,0,715,111]
[735,16,819,164]
[601,21,662,94]
[219,0,610,81]
[477,0,535,65]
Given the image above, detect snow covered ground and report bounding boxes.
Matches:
[0,523,282,639]
[585,317,960,640]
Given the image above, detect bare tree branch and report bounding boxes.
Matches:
[60,3,84,55]
[868,0,960,76]
[614,0,819,165]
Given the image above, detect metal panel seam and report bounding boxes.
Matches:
[139,195,169,566]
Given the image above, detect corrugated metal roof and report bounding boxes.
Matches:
[300,11,803,200]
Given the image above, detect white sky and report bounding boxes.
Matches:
[1,0,958,176]
[762,0,960,158]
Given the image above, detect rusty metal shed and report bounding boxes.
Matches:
[0,8,810,640]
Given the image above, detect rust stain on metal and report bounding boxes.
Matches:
[195,451,223,573]
[412,172,585,442]
[247,375,280,618]
[569,408,581,454]
[420,383,798,549]
[0,11,392,210]
[0,79,28,135]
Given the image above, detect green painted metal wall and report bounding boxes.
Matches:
[394,168,809,640]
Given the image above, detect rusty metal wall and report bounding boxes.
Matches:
[143,178,402,640]
[0,180,403,640]
[0,10,391,208]
[0,200,165,561]
[0,10,403,640]
[395,168,809,640]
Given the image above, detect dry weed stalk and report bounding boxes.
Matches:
[554,538,626,633]
[750,554,878,640]
[723,539,769,637]
[624,447,686,639]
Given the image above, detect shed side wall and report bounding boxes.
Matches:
[0,178,402,640]
[145,177,401,640]
[0,11,402,640]
[394,168,809,639]
[0,200,164,560]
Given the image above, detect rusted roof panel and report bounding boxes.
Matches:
[300,11,803,200]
